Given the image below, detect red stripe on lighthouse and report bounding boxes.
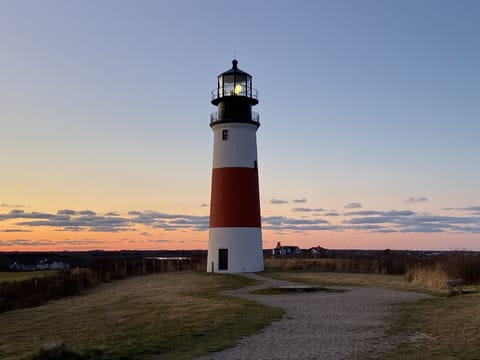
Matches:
[210,167,261,228]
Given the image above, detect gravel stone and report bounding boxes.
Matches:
[196,273,429,360]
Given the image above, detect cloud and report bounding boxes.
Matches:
[291,207,324,212]
[3,208,208,233]
[458,206,480,212]
[292,198,307,203]
[344,210,415,217]
[262,216,333,232]
[128,210,209,231]
[148,239,174,243]
[405,197,428,204]
[342,208,480,234]
[0,210,57,221]
[270,199,288,204]
[0,239,54,247]
[1,203,24,208]
[17,214,133,232]
[60,226,85,232]
[324,212,339,217]
[200,203,209,207]
[57,209,76,216]
[4,202,480,239]
[344,217,392,225]
[0,229,33,233]
[57,239,102,245]
[345,202,362,209]
[78,210,96,216]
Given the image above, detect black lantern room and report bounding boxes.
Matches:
[211,60,259,127]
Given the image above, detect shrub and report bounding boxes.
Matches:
[29,342,105,360]
[404,262,449,289]
[264,256,410,275]
[0,255,207,313]
[404,252,480,287]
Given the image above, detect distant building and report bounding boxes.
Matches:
[273,242,301,256]
[9,259,69,271]
[48,261,69,270]
[307,245,328,255]
[9,262,37,271]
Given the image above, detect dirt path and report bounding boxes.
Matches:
[196,273,428,360]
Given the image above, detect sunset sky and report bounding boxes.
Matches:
[1,0,480,251]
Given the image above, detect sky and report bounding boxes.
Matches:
[1,0,480,251]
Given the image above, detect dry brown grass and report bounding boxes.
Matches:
[263,270,434,293]
[387,292,480,359]
[263,270,480,359]
[404,263,450,289]
[0,271,282,360]
[265,257,394,274]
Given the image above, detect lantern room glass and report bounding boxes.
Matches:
[218,73,252,98]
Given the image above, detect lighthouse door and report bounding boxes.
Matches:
[218,249,228,270]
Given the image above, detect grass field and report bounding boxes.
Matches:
[387,294,480,359]
[263,270,480,359]
[0,270,59,283]
[263,270,434,292]
[0,271,283,360]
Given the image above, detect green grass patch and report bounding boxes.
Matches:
[0,271,282,360]
[0,270,59,283]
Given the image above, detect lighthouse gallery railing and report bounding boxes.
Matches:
[210,111,259,124]
[211,88,259,101]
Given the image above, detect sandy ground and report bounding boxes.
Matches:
[196,273,429,360]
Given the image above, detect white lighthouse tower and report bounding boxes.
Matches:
[207,60,264,273]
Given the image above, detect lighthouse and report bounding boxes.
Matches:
[207,60,264,273]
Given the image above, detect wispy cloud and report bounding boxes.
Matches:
[0,208,211,233]
[262,216,333,232]
[1,203,24,208]
[0,239,54,247]
[292,198,307,203]
[405,197,428,204]
[324,212,339,217]
[0,229,33,233]
[291,207,324,212]
[270,199,288,204]
[345,202,362,209]
[3,203,480,239]
[458,206,480,212]
[0,210,58,221]
[342,210,480,234]
[344,210,415,217]
[129,210,209,231]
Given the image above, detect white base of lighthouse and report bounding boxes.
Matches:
[207,228,263,273]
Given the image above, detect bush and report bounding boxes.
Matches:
[0,256,207,313]
[404,252,480,288]
[404,262,449,289]
[29,342,105,360]
[0,269,96,313]
[264,256,410,275]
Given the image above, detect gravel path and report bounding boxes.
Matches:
[196,273,429,360]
